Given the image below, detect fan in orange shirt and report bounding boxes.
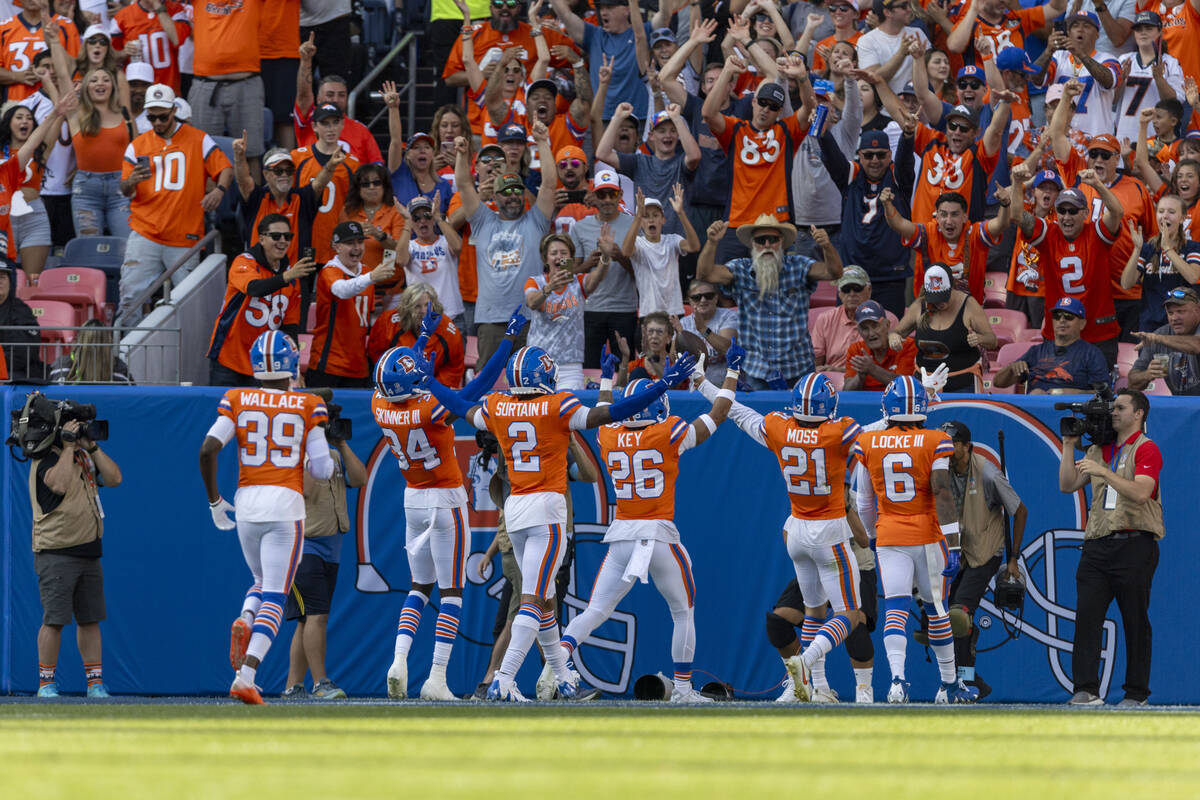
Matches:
[291,104,360,263]
[368,283,467,387]
[0,4,80,102]
[853,376,977,704]
[112,1,190,92]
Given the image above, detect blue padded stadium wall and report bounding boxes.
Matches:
[2,386,1197,702]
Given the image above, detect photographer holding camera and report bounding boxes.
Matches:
[1059,389,1162,707]
[11,393,121,698]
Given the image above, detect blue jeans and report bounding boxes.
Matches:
[72,171,131,238]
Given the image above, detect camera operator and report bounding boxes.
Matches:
[26,400,122,698]
[282,393,365,700]
[940,421,1027,700]
[1059,389,1163,707]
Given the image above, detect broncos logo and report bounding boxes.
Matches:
[397,354,418,374]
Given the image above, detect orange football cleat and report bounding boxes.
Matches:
[230,677,265,705]
[229,618,252,670]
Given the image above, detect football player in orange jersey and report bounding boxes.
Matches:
[557,342,743,704]
[374,305,528,701]
[415,342,696,701]
[853,376,979,704]
[199,331,335,706]
[710,372,867,702]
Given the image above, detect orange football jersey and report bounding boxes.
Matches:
[715,114,806,227]
[218,387,328,494]
[371,391,464,490]
[853,426,954,546]
[762,413,861,520]
[206,252,303,376]
[598,416,692,522]
[112,1,191,91]
[911,124,1001,224]
[190,0,259,76]
[0,156,24,259]
[0,14,79,101]
[291,146,358,262]
[481,391,583,496]
[309,260,375,378]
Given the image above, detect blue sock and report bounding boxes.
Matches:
[394,590,429,659]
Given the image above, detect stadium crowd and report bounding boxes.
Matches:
[0,0,1197,393]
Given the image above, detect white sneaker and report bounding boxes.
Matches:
[486,678,529,703]
[386,660,407,700]
[855,684,874,704]
[535,662,556,701]
[775,674,799,703]
[670,686,714,704]
[419,676,457,701]
[784,654,812,701]
[811,687,839,703]
[886,678,910,704]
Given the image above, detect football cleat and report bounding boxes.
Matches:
[311,679,347,700]
[386,660,408,700]
[936,679,979,704]
[811,687,839,703]
[855,684,874,704]
[229,676,265,705]
[229,617,252,671]
[886,678,911,704]
[775,674,799,703]
[784,654,812,701]
[86,683,110,699]
[36,683,59,698]
[556,680,580,700]
[535,662,556,701]
[419,676,458,702]
[670,686,715,704]
[485,678,528,703]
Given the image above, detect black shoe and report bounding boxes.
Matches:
[967,674,992,701]
[472,681,490,700]
[576,687,602,701]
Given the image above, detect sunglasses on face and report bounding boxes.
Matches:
[689,291,717,301]
[1051,312,1079,321]
[492,0,518,7]
[1055,205,1083,215]
[558,158,584,169]
[358,178,384,187]
[498,187,524,196]
[946,120,973,133]
[753,13,770,23]
[412,212,433,221]
[477,154,503,164]
[840,283,866,293]
[596,189,620,199]
[757,99,782,111]
[957,79,983,90]
[146,112,171,123]
[1088,149,1116,160]
[829,4,854,10]
[860,150,889,161]
[268,166,295,176]
[754,235,782,246]
[884,2,908,9]
[263,231,294,241]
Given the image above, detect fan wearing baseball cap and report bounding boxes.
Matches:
[1128,286,1200,394]
[291,105,362,263]
[993,296,1109,393]
[234,144,330,268]
[844,300,918,391]
[1005,169,1062,328]
[1010,162,1124,367]
[1040,12,1121,137]
[1114,12,1184,144]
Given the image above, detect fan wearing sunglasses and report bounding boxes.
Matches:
[398,194,466,328]
[237,146,333,271]
[342,163,405,279]
[679,279,738,382]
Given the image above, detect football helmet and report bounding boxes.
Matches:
[506,345,557,395]
[623,378,669,424]
[249,331,299,380]
[789,372,838,422]
[374,346,427,401]
[882,375,928,422]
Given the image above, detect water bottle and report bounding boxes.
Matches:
[766,369,788,390]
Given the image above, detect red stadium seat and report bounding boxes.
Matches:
[1117,342,1138,367]
[984,285,1008,309]
[994,341,1031,370]
[465,335,478,370]
[987,309,1028,346]
[982,378,1015,394]
[306,302,317,332]
[1143,377,1172,396]
[1018,328,1043,343]
[297,334,313,372]
[983,271,1007,290]
[15,283,36,301]
[30,267,107,324]
[810,281,837,307]
[26,299,76,363]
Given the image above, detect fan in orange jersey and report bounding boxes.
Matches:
[112,1,190,92]
[1006,169,1061,328]
[0,2,80,102]
[416,340,697,701]
[199,331,334,706]
[368,283,467,387]
[374,305,527,702]
[0,87,75,263]
[307,221,395,388]
[718,372,868,702]
[207,213,318,386]
[558,343,742,704]
[291,104,360,263]
[853,376,978,705]
[1011,163,1124,366]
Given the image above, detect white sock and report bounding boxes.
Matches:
[237,663,256,685]
[884,635,906,680]
[497,610,540,681]
[854,666,874,688]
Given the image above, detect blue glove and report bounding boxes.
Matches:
[725,337,745,373]
[661,353,697,386]
[600,343,619,379]
[942,549,960,578]
[505,306,529,337]
[420,301,442,339]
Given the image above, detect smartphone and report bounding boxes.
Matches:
[441,141,455,154]
[564,189,586,204]
[1053,19,1066,33]
[136,155,150,171]
[301,247,315,261]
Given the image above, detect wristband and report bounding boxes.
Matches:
[717,388,736,402]
[216,184,227,193]
[599,377,614,393]
[940,521,960,545]
[86,445,98,454]
[725,368,740,382]
[697,414,716,434]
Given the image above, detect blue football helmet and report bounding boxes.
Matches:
[789,373,838,421]
[623,378,669,424]
[374,346,428,401]
[882,375,928,422]
[249,331,299,380]
[506,345,557,394]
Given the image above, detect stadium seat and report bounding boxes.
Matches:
[810,281,837,307]
[62,235,126,270]
[1018,328,1043,343]
[983,378,1015,394]
[994,341,1030,369]
[29,267,107,324]
[1143,378,1172,396]
[211,135,236,166]
[26,299,76,362]
[465,335,478,369]
[297,333,313,372]
[15,283,36,301]
[1117,342,1138,367]
[984,271,1007,290]
[983,284,1007,309]
[988,309,1028,344]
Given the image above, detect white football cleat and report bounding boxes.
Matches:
[811,687,839,703]
[775,674,799,703]
[535,662,556,701]
[886,677,910,704]
[486,678,529,703]
[386,660,407,700]
[670,686,714,704]
[855,684,874,704]
[784,654,812,701]
[419,676,457,701]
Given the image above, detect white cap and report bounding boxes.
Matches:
[143,83,176,110]
[81,25,110,43]
[593,169,620,191]
[126,62,154,84]
[262,148,294,168]
[643,198,663,210]
[173,97,192,121]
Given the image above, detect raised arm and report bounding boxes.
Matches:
[702,55,744,136]
[879,186,918,240]
[232,129,254,200]
[622,189,645,259]
[670,102,701,170]
[945,0,979,54]
[1047,78,1081,164]
[583,355,698,427]
[629,0,651,77]
[1134,108,1165,193]
[689,340,745,446]
[19,90,74,170]
[594,101,631,168]
[296,33,317,119]
[908,37,945,124]
[1119,220,1143,290]
[547,0,588,42]
[659,19,717,106]
[981,91,1014,157]
[1080,168,1123,236]
[384,79,405,173]
[486,47,522,125]
[452,136,480,218]
[591,54,614,141]
[807,225,844,282]
[697,220,734,286]
[531,120,557,219]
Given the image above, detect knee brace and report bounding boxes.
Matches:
[765,611,799,649]
[845,623,874,662]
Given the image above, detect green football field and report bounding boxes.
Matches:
[2,703,1197,799]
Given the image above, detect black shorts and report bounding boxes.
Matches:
[35,551,105,626]
[774,567,878,631]
[949,555,1002,614]
[259,58,299,129]
[284,553,339,620]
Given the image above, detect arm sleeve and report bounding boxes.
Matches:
[605,380,669,423]
[245,275,289,297]
[696,378,767,446]
[305,425,334,480]
[462,337,513,402]
[854,462,878,538]
[818,131,850,190]
[426,376,478,420]
[331,274,374,299]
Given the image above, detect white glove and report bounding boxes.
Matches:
[209,497,236,531]
[1016,267,1039,288]
[920,363,949,400]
